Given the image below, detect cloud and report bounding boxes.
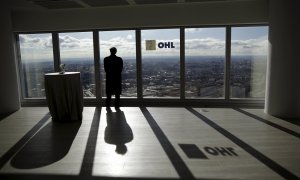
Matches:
[231,36,268,55]
[100,36,136,58]
[185,28,203,33]
[58,35,95,59]
[59,35,81,48]
[80,38,93,48]
[184,36,268,56]
[186,38,225,50]
[19,34,52,49]
[19,35,53,61]
[185,38,225,56]
[43,37,53,48]
[126,34,133,40]
[19,33,268,61]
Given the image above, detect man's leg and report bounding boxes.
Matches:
[115,94,120,108]
[106,93,111,107]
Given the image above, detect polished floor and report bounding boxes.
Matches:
[0,107,299,180]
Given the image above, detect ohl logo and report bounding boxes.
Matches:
[179,144,239,159]
[146,40,175,50]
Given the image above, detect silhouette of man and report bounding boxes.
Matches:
[104,47,123,108]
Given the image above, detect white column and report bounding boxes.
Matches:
[265,0,300,118]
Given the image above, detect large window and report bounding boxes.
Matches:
[185,28,225,98]
[18,25,268,103]
[99,30,136,98]
[59,32,95,97]
[19,33,54,98]
[141,29,180,98]
[230,26,268,98]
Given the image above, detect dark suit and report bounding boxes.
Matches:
[104,54,123,107]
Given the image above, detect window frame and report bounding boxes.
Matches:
[58,30,96,98]
[99,29,138,99]
[184,26,227,99]
[141,27,181,99]
[15,24,268,107]
[16,31,55,101]
[229,24,269,100]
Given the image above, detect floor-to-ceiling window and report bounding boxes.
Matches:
[230,26,268,98]
[59,31,95,97]
[185,27,226,98]
[99,30,137,98]
[18,33,54,98]
[141,28,180,98]
[17,25,268,104]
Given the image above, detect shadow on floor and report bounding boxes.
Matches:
[104,108,133,154]
[0,173,224,180]
[11,120,82,169]
[0,111,16,122]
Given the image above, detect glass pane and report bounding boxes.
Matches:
[185,28,225,98]
[230,26,268,98]
[19,33,54,98]
[141,29,180,98]
[99,30,136,98]
[59,32,95,97]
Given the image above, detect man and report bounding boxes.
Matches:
[104,47,123,109]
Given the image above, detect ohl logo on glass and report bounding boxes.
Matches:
[146,40,175,50]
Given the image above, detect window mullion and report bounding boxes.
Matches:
[180,27,185,100]
[93,31,101,101]
[225,26,231,101]
[52,32,60,72]
[136,29,142,100]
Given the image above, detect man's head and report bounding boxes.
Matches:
[110,47,117,55]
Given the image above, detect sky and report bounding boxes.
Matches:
[19,26,268,62]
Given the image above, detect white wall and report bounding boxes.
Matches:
[265,0,300,118]
[0,2,20,115]
[12,0,268,31]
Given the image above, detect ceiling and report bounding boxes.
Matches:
[11,0,241,10]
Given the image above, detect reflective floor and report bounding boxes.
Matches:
[0,107,299,180]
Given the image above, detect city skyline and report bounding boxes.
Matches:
[22,55,267,99]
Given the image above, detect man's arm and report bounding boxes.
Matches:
[120,58,123,72]
[104,58,108,72]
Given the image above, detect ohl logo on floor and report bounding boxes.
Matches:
[179,144,239,159]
